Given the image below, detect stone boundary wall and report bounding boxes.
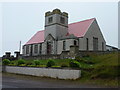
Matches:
[23,51,116,60]
[5,66,81,80]
[23,55,60,60]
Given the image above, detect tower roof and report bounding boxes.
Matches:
[25,18,95,45]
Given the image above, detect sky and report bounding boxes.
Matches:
[0,1,118,56]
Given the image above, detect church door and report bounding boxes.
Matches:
[47,42,52,54]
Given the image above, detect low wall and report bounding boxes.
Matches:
[23,55,60,60]
[5,66,81,80]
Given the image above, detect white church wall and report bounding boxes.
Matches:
[57,40,63,54]
[79,37,84,51]
[23,45,31,56]
[82,19,106,51]
[42,42,46,55]
[22,45,26,55]
[57,39,76,54]
[66,39,75,50]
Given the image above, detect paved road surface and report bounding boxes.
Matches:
[2,73,105,88]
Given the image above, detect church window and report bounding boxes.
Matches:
[39,44,42,54]
[60,17,65,24]
[63,41,66,50]
[26,45,29,54]
[86,38,89,50]
[48,17,53,23]
[93,37,98,51]
[74,40,77,46]
[30,45,33,56]
[34,44,38,54]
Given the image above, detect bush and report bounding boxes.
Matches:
[10,61,15,64]
[69,60,80,68]
[34,60,40,66]
[17,59,25,66]
[46,60,55,67]
[26,61,34,66]
[61,64,68,67]
[2,59,10,65]
[37,65,46,67]
[75,56,81,61]
[9,61,16,66]
[52,66,61,68]
[19,64,26,67]
[27,65,36,67]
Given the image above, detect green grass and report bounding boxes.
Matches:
[78,52,119,87]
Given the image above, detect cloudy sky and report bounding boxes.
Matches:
[0,1,118,56]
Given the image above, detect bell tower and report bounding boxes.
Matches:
[44,9,68,39]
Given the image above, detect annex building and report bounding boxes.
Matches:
[23,9,106,56]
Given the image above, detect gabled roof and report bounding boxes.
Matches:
[68,18,95,37]
[25,30,44,45]
[25,18,95,45]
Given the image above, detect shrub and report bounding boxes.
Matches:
[2,59,10,65]
[17,59,25,66]
[19,64,26,67]
[34,60,40,66]
[37,65,46,67]
[61,64,68,67]
[9,61,16,66]
[10,61,15,64]
[27,65,36,67]
[69,60,80,68]
[46,60,55,67]
[26,61,34,66]
[75,56,81,61]
[52,66,61,68]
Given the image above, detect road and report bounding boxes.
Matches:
[2,72,105,88]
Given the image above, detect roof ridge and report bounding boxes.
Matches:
[68,18,95,25]
[38,30,44,32]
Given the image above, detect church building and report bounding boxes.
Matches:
[23,9,106,56]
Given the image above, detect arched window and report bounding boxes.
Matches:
[63,41,66,50]
[86,38,89,50]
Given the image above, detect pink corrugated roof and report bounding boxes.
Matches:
[68,18,95,37]
[25,30,44,45]
[25,18,95,45]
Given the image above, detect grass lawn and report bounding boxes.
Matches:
[77,52,119,87]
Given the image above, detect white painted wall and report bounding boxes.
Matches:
[5,66,81,80]
[57,39,78,54]
[79,19,106,51]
